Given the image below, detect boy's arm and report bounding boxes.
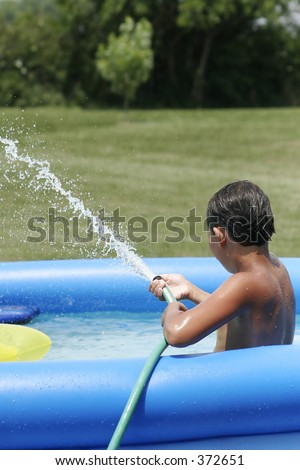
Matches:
[161,274,250,348]
[188,283,210,304]
[149,274,210,304]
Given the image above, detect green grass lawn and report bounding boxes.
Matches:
[1,106,300,262]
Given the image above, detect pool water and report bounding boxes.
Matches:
[32,312,300,361]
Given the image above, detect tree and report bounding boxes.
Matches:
[96,16,154,109]
[56,0,105,106]
[177,0,291,106]
[0,0,68,106]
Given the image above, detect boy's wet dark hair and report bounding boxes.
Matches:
[206,180,275,246]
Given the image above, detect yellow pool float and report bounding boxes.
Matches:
[0,324,51,361]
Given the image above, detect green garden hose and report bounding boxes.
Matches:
[107,279,176,450]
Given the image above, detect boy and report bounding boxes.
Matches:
[149,180,295,352]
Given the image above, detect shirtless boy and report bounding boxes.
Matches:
[149,180,295,352]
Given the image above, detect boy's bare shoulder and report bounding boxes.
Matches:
[213,272,257,306]
[218,266,276,301]
[225,255,289,300]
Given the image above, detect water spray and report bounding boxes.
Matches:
[0,136,154,280]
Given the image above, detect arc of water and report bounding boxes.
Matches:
[0,137,154,280]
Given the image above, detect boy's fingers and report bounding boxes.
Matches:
[155,280,166,297]
[149,279,166,299]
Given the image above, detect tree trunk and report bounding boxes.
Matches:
[123,95,130,111]
[192,30,216,107]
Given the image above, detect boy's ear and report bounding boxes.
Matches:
[212,227,227,246]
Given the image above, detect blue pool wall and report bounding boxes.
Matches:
[0,257,299,314]
[0,257,300,450]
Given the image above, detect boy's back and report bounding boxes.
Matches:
[223,253,295,350]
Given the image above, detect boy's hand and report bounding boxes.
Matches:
[149,274,191,301]
[161,301,188,325]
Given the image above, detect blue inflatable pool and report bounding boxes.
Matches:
[0,257,299,450]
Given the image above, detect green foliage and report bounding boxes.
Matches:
[205,23,299,107]
[0,0,299,108]
[176,0,293,105]
[98,0,129,28]
[55,0,104,106]
[177,0,290,29]
[0,0,68,106]
[96,16,154,108]
[177,0,236,29]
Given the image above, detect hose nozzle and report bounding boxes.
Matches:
[152,275,176,303]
